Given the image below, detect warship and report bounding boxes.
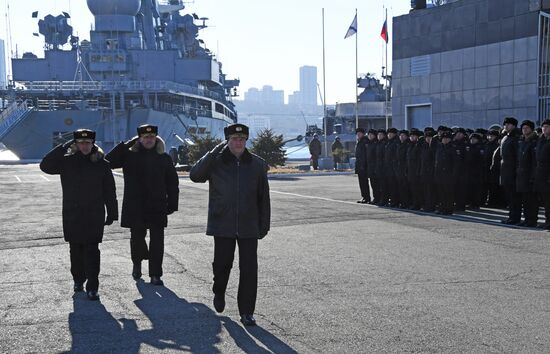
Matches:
[0,0,239,160]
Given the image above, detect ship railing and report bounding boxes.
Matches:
[0,101,33,140]
[16,80,226,102]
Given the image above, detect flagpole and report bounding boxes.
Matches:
[322,8,328,158]
[355,8,359,130]
[385,8,389,130]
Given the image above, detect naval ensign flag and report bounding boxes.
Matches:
[381,19,389,43]
[344,14,357,38]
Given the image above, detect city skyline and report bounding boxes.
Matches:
[0,0,410,105]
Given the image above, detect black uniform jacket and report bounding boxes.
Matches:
[420,139,438,179]
[535,135,550,193]
[384,137,399,177]
[106,137,179,229]
[499,128,520,187]
[365,139,378,178]
[354,136,368,174]
[434,143,456,184]
[407,140,422,181]
[309,139,321,156]
[375,138,387,177]
[190,146,271,239]
[40,143,118,244]
[516,133,538,193]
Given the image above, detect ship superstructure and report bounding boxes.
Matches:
[0,0,239,159]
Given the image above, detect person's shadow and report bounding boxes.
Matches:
[64,292,141,353]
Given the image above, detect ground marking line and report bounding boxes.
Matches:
[14,175,21,182]
[40,175,50,181]
[270,190,360,206]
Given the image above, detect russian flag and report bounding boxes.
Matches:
[380,19,388,43]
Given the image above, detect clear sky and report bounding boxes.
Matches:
[0,0,411,105]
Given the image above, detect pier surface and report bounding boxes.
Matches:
[0,164,549,353]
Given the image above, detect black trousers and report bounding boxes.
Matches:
[521,192,539,224]
[69,242,100,292]
[541,191,550,226]
[454,176,468,210]
[369,177,379,203]
[130,227,164,277]
[212,237,258,315]
[437,182,454,214]
[377,176,388,205]
[422,178,437,211]
[357,172,370,201]
[408,176,423,209]
[398,176,410,207]
[388,175,400,206]
[468,179,484,208]
[504,186,522,222]
[311,156,319,170]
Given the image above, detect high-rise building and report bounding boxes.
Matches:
[0,39,6,89]
[299,66,317,106]
[243,85,284,105]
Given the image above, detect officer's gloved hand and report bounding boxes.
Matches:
[211,141,227,155]
[104,217,115,226]
[62,139,75,149]
[124,136,139,147]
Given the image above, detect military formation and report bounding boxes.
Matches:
[39,123,270,327]
[351,117,550,228]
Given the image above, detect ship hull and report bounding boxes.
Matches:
[1,109,231,159]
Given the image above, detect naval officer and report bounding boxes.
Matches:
[190,123,271,326]
[40,129,118,301]
[106,124,179,286]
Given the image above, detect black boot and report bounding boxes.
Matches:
[213,293,225,313]
[73,282,84,292]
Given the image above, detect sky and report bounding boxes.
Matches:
[0,0,411,105]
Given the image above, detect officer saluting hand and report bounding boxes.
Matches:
[190,123,271,326]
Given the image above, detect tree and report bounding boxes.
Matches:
[250,128,286,167]
[188,134,222,165]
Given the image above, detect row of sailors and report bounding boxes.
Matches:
[353,117,550,229]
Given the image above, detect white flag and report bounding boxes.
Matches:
[344,14,357,39]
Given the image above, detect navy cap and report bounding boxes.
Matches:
[503,116,518,126]
[356,127,366,134]
[387,127,398,134]
[368,129,377,135]
[487,129,500,137]
[377,129,387,134]
[520,120,535,130]
[410,129,422,137]
[137,124,158,137]
[224,123,249,139]
[542,119,550,127]
[73,129,95,142]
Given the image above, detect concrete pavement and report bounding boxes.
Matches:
[0,164,549,353]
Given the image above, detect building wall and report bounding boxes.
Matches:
[392,0,540,129]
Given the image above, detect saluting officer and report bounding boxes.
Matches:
[106,125,179,286]
[190,123,271,326]
[40,129,118,301]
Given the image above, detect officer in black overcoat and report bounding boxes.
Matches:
[434,131,456,215]
[375,129,388,206]
[106,124,179,286]
[189,123,271,326]
[420,130,438,212]
[516,120,539,227]
[407,129,423,210]
[385,128,400,207]
[40,129,118,301]
[365,129,378,204]
[535,119,550,229]
[465,133,485,209]
[309,134,322,170]
[354,128,370,203]
[497,117,522,224]
[452,128,468,211]
[396,130,410,208]
[485,129,503,207]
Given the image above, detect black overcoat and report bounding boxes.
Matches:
[516,133,538,193]
[40,144,118,244]
[190,145,271,239]
[535,135,550,192]
[365,139,378,178]
[434,143,456,185]
[499,129,520,187]
[354,136,368,174]
[106,137,179,228]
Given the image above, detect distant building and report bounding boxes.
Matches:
[237,115,271,138]
[243,85,284,105]
[0,39,6,89]
[299,66,317,106]
[288,91,301,105]
[392,0,544,129]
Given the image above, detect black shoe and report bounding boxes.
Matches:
[87,291,100,301]
[523,221,538,228]
[73,282,84,292]
[502,219,520,225]
[213,293,225,313]
[240,314,256,326]
[150,276,164,286]
[132,263,142,280]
